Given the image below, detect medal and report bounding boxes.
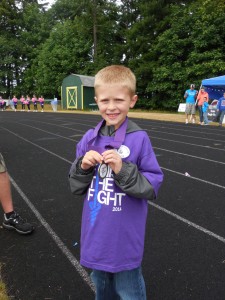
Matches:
[98,163,108,179]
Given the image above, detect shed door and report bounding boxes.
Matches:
[67,87,77,109]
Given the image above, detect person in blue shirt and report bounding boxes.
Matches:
[202,97,209,125]
[217,92,225,127]
[184,84,198,124]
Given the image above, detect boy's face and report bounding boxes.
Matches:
[95,84,138,129]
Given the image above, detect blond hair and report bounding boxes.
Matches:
[94,65,136,95]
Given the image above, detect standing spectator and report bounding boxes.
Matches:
[0,96,3,111]
[2,99,6,111]
[20,95,26,111]
[25,95,31,112]
[217,92,225,127]
[0,153,34,234]
[12,95,18,112]
[196,86,209,125]
[38,95,45,112]
[184,84,198,124]
[32,94,38,112]
[202,97,209,125]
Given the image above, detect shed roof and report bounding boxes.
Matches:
[72,74,95,87]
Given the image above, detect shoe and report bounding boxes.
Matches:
[185,119,188,124]
[3,212,34,235]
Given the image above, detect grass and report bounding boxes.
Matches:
[0,265,9,300]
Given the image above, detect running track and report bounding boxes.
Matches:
[0,111,225,300]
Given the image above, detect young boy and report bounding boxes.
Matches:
[69,65,164,299]
[202,96,209,125]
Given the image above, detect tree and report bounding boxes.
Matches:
[31,19,92,97]
[0,0,22,96]
[147,0,225,110]
[0,0,53,97]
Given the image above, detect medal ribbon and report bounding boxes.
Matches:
[87,117,128,152]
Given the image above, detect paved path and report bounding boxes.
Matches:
[0,111,225,299]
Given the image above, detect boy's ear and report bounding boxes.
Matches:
[130,95,138,108]
[94,96,98,103]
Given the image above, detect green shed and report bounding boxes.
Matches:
[61,74,95,110]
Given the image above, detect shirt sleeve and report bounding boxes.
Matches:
[115,132,163,199]
[68,130,95,196]
[114,162,156,200]
[69,157,95,196]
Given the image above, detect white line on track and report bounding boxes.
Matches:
[27,120,89,132]
[15,122,77,142]
[148,128,225,144]
[150,135,225,151]
[2,127,72,164]
[9,122,225,165]
[3,126,225,190]
[154,147,225,165]
[3,127,225,247]
[161,167,225,189]
[148,201,225,243]
[135,120,225,137]
[9,174,95,292]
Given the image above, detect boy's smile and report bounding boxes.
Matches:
[95,84,138,129]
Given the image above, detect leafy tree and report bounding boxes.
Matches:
[19,1,55,95]
[147,0,225,110]
[31,19,92,97]
[0,0,53,97]
[0,0,22,97]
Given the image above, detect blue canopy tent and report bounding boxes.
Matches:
[202,75,225,100]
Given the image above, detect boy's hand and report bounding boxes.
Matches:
[81,151,103,170]
[102,150,122,174]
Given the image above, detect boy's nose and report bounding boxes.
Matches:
[108,101,116,110]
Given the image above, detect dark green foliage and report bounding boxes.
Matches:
[1,0,225,109]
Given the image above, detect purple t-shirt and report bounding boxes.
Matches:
[76,122,163,272]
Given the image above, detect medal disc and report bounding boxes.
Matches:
[98,163,108,179]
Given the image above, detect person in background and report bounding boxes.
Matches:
[184,84,198,124]
[217,92,225,127]
[69,65,164,300]
[0,96,4,111]
[20,95,26,111]
[0,153,34,234]
[202,96,209,125]
[196,86,209,125]
[38,95,45,112]
[25,95,31,112]
[32,94,38,112]
[12,95,18,112]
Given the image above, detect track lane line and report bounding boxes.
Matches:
[3,127,225,247]
[9,174,95,293]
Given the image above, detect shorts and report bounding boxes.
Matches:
[185,103,196,115]
[0,153,7,173]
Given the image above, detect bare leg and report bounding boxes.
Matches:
[0,155,34,234]
[191,114,196,123]
[185,114,189,124]
[0,171,14,213]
